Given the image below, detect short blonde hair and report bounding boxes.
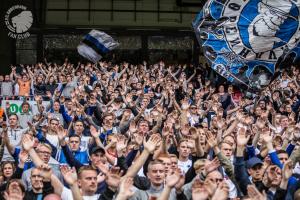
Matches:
[38,143,52,152]
[194,159,207,173]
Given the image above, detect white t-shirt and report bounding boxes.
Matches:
[177,159,192,174]
[46,134,60,148]
[61,187,100,200]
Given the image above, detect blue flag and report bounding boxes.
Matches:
[193,0,300,91]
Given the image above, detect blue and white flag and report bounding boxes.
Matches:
[77,30,119,63]
[193,0,300,90]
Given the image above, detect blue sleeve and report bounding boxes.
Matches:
[13,148,21,162]
[78,151,90,165]
[292,99,300,113]
[36,129,58,157]
[246,145,256,158]
[60,104,72,123]
[86,106,96,116]
[59,151,67,164]
[90,74,97,84]
[269,151,298,197]
[286,143,295,156]
[269,151,283,169]
[125,149,138,167]
[47,99,54,112]
[61,145,83,171]
[285,178,300,200]
[234,156,251,195]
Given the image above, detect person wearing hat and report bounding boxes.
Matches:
[59,132,108,171]
[234,131,264,195]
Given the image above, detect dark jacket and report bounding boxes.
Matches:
[24,181,54,200]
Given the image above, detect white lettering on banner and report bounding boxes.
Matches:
[221,0,300,62]
[1,100,50,115]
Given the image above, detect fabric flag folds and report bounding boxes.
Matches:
[192,0,300,91]
[77,30,119,63]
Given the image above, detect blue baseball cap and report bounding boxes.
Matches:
[246,157,263,169]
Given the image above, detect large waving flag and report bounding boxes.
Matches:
[77,30,119,63]
[193,0,300,91]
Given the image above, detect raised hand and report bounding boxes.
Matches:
[4,191,24,200]
[61,166,78,186]
[143,134,161,154]
[204,157,220,174]
[211,182,229,200]
[97,172,106,184]
[132,133,143,146]
[192,179,209,200]
[255,118,266,129]
[236,127,250,147]
[117,177,135,199]
[129,120,137,133]
[216,119,226,130]
[205,131,217,148]
[282,160,293,181]
[96,161,109,175]
[236,112,244,122]
[247,185,267,200]
[263,165,278,187]
[57,125,67,141]
[22,134,34,151]
[39,164,52,181]
[165,170,181,188]
[204,179,218,197]
[162,126,170,138]
[90,125,100,138]
[116,135,128,156]
[19,150,29,164]
[106,167,122,190]
[262,133,273,145]
[174,169,185,191]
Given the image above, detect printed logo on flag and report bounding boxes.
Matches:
[5,5,33,39]
[193,0,300,90]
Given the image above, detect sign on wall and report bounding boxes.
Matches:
[4,4,33,39]
[1,100,50,115]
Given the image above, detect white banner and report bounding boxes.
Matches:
[1,100,50,115]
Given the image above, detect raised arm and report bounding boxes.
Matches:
[61,166,83,200]
[22,134,44,167]
[115,177,134,200]
[123,134,160,178]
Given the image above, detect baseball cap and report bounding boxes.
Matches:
[89,146,105,155]
[246,157,263,169]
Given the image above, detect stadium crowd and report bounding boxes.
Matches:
[0,59,300,200]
